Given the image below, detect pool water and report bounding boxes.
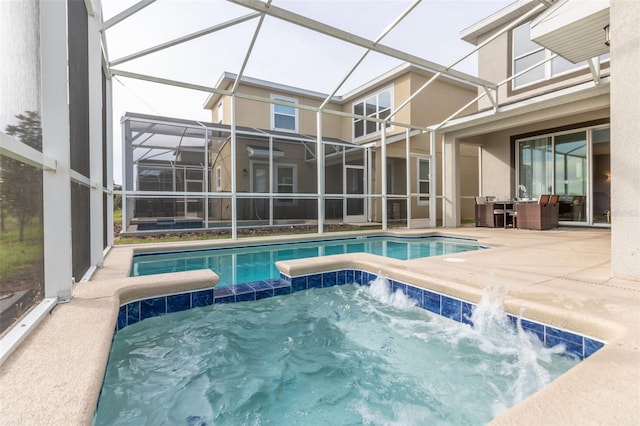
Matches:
[131,236,482,286]
[94,279,578,425]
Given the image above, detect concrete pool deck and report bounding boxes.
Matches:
[0,227,638,425]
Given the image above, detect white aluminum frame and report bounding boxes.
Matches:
[103,0,592,237]
[1,0,111,363]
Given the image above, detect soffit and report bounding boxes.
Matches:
[436,78,610,135]
[530,0,610,64]
[460,0,539,45]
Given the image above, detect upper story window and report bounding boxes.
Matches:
[353,88,392,139]
[216,101,223,124]
[512,23,583,89]
[271,95,298,132]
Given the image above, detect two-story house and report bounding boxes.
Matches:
[122,63,478,231]
[437,0,611,228]
[202,64,478,225]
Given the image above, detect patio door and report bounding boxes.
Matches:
[516,126,611,226]
[554,131,587,223]
[591,127,610,225]
[252,163,268,219]
[344,165,366,223]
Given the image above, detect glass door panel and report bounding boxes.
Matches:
[555,131,587,222]
[591,128,611,224]
[252,163,269,219]
[518,137,552,199]
[345,166,365,222]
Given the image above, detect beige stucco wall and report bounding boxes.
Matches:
[207,68,478,224]
[410,74,477,127]
[209,136,318,220]
[209,83,343,139]
[337,70,477,144]
[610,0,640,280]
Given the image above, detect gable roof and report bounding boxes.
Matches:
[203,62,478,110]
[460,0,540,45]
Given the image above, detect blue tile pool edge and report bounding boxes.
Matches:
[114,269,605,360]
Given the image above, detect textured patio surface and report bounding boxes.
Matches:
[0,227,638,425]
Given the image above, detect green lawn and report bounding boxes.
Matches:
[0,216,44,284]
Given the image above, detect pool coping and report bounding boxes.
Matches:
[0,228,638,425]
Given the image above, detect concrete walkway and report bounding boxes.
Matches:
[0,227,638,425]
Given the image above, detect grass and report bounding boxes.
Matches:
[0,216,44,285]
[114,233,228,245]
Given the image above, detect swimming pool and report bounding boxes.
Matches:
[131,235,483,286]
[95,279,582,425]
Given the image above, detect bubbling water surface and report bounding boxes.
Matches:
[94,279,578,425]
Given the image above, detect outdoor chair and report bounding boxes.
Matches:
[493,202,513,228]
[475,196,494,227]
[571,195,585,221]
[515,194,559,230]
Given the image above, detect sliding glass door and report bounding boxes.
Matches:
[517,137,552,199]
[591,128,611,224]
[516,126,610,226]
[554,131,586,222]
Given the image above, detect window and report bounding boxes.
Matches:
[353,88,392,139]
[251,162,297,205]
[275,164,296,206]
[276,165,295,194]
[216,166,222,191]
[512,23,583,88]
[216,101,223,124]
[417,158,430,205]
[271,95,297,132]
[518,137,553,198]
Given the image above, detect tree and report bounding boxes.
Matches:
[1,111,43,241]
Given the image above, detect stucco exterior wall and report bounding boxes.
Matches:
[209,136,318,221]
[610,0,640,280]
[410,73,477,128]
[209,83,343,139]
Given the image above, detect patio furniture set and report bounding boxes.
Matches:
[474,195,560,230]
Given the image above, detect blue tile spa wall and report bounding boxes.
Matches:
[116,270,604,360]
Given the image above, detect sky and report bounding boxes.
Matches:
[102,0,513,184]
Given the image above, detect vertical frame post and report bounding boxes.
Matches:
[405,128,411,228]
[429,130,437,228]
[316,112,324,235]
[231,95,238,239]
[40,0,73,299]
[381,128,387,231]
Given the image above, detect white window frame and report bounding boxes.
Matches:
[250,161,298,206]
[274,163,297,205]
[416,157,430,206]
[270,95,298,132]
[215,166,222,191]
[511,23,608,90]
[216,101,223,124]
[352,87,393,140]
